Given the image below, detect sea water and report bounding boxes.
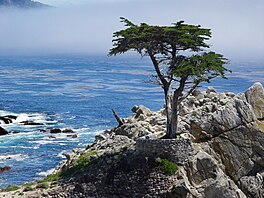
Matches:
[0,55,263,188]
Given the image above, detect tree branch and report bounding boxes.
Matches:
[112,109,124,127]
[148,52,169,89]
[179,82,199,102]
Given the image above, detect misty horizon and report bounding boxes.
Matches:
[0,0,263,60]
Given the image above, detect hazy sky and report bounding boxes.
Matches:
[0,0,263,60]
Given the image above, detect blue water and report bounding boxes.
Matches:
[0,55,263,188]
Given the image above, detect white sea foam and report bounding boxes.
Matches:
[0,154,28,161]
[57,151,67,159]
[37,168,55,177]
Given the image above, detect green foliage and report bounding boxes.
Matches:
[36,182,49,189]
[22,182,35,187]
[38,150,97,183]
[109,18,230,138]
[109,18,229,84]
[76,151,96,166]
[0,185,20,192]
[156,158,178,176]
[23,186,34,192]
[109,18,211,56]
[41,171,62,182]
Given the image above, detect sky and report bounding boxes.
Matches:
[0,0,263,60]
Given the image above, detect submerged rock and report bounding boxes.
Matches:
[0,166,11,173]
[0,127,8,136]
[20,121,44,125]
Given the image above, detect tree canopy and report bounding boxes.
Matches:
[109,18,230,138]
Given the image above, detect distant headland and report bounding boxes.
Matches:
[0,0,49,8]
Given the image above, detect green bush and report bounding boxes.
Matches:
[41,171,62,182]
[23,186,34,192]
[1,185,20,192]
[156,158,178,176]
[37,150,97,183]
[36,182,49,189]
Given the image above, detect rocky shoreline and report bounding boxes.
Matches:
[0,82,263,198]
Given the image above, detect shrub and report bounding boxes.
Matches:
[36,182,49,189]
[1,185,20,192]
[156,158,178,176]
[23,186,34,192]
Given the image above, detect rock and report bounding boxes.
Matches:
[225,91,236,97]
[0,166,11,173]
[114,123,148,139]
[67,134,78,138]
[206,86,216,94]
[245,82,264,119]
[240,173,264,198]
[185,150,247,198]
[210,123,264,182]
[0,116,12,124]
[50,128,62,133]
[20,121,44,125]
[4,115,17,121]
[132,105,152,119]
[62,129,75,133]
[0,127,8,136]
[94,134,107,143]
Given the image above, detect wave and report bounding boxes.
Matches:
[0,154,28,161]
[37,168,55,177]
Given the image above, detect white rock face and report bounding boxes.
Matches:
[245,82,264,119]
[112,82,264,198]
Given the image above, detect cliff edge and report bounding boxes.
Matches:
[1,82,263,198]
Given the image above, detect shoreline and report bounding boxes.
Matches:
[0,82,264,197]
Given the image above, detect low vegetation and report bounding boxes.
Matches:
[36,182,49,189]
[0,185,20,192]
[39,150,97,183]
[156,158,178,176]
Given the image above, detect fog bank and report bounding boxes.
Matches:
[0,0,263,59]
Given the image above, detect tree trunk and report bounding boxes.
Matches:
[165,77,187,139]
[164,93,179,138]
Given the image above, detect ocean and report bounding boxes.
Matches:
[0,55,263,188]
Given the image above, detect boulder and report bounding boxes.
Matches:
[210,123,264,182]
[184,150,247,198]
[0,166,11,173]
[67,134,78,138]
[245,82,264,119]
[240,173,264,198]
[50,128,62,133]
[131,105,152,119]
[114,123,148,139]
[0,127,8,136]
[20,121,44,125]
[62,129,75,133]
[0,116,12,124]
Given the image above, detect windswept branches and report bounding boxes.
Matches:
[109,18,230,138]
[109,17,212,57]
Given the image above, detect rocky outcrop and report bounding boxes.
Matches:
[0,82,263,198]
[245,82,264,120]
[111,105,166,139]
[109,82,264,197]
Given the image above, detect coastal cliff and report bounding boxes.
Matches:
[1,82,263,198]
